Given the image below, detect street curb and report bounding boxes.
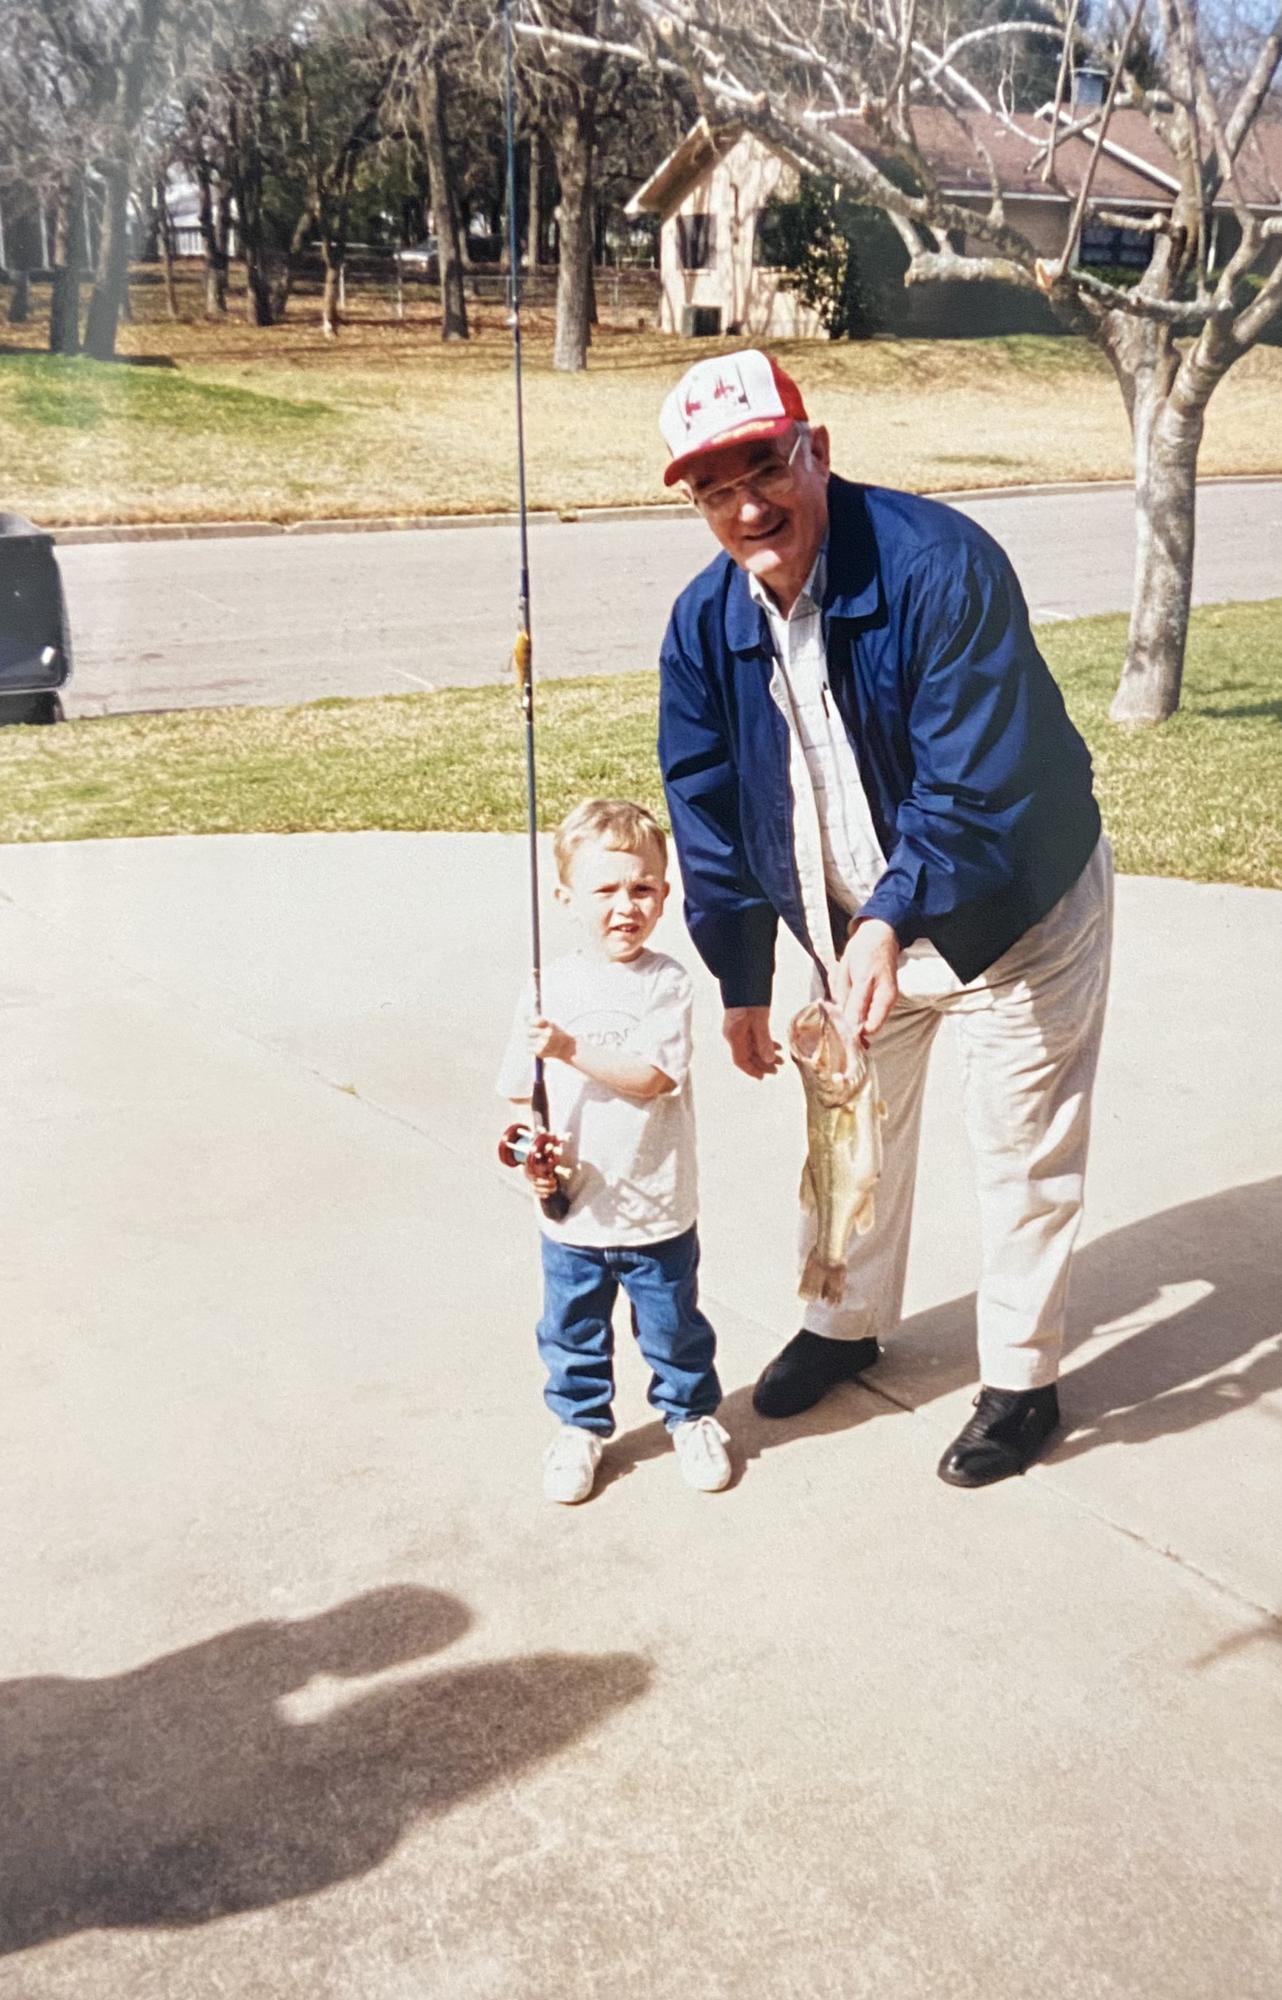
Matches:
[940,473,1282,504]
[45,474,1282,547]
[49,504,695,546]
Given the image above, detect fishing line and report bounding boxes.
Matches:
[500,0,569,1219]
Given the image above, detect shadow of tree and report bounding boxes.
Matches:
[1,1584,650,1954]
[874,1175,1282,1460]
[604,1178,1281,1478]
[1188,699,1282,722]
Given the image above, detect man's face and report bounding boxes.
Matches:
[684,423,831,606]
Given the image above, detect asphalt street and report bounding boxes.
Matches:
[55,479,1282,716]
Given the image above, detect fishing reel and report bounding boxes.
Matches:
[498,1121,572,1221]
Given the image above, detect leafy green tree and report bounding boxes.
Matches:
[758,175,908,338]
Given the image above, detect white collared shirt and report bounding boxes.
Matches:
[751,551,943,984]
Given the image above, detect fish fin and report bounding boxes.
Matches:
[854,1190,877,1236]
[800,1249,846,1305]
[875,1099,888,1121]
[799,1157,816,1210]
[799,1247,828,1301]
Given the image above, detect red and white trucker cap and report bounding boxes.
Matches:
[659,349,808,488]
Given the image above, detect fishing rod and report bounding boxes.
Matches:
[497,0,570,1220]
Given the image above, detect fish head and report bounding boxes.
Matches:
[788,1000,868,1106]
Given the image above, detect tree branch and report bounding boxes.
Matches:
[1224,7,1282,160]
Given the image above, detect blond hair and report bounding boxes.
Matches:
[553,798,667,884]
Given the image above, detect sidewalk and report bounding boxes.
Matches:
[2,833,1279,1999]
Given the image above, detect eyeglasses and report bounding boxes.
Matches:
[688,432,805,520]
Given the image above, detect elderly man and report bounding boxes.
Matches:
[657,350,1112,1486]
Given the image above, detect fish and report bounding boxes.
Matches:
[789,1000,886,1306]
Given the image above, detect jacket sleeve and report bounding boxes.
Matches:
[658,618,779,1008]
[858,541,1073,945]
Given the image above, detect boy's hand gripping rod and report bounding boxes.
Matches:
[496,0,570,1222]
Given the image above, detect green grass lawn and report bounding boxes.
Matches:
[0,601,1278,888]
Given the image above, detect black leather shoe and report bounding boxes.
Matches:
[937,1384,1060,1487]
[752,1330,881,1419]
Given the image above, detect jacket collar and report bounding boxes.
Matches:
[722,474,880,655]
[822,475,882,621]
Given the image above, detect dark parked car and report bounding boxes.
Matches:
[0,513,72,724]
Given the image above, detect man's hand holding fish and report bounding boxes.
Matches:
[832,918,900,1041]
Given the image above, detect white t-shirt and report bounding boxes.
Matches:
[497,948,699,1248]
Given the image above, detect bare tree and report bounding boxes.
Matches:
[519,2,611,369]
[174,76,238,317]
[379,0,486,340]
[83,0,166,358]
[0,0,103,354]
[521,0,1282,723]
[284,8,395,337]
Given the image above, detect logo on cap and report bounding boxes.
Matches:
[660,349,806,486]
[682,362,752,432]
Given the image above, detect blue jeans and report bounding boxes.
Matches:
[537,1227,721,1437]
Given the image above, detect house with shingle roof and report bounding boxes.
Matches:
[626,97,1282,337]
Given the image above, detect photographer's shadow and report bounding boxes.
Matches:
[1,1584,650,1954]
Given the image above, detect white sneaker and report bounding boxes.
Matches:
[672,1416,732,1492]
[542,1426,604,1504]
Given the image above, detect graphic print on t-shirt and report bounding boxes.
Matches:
[564,1007,638,1052]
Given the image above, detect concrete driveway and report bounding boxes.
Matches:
[2,831,1279,1997]
[54,479,1282,715]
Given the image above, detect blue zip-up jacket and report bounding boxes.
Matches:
[658,476,1101,1007]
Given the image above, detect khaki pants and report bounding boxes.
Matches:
[802,839,1114,1390]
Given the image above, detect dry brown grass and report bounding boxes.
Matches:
[3,265,1281,525]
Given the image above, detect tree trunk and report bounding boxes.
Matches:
[83,166,131,360]
[419,57,468,342]
[552,107,594,371]
[215,187,233,310]
[81,0,159,360]
[7,271,30,324]
[230,89,278,327]
[321,253,341,337]
[137,184,161,263]
[1106,316,1205,725]
[158,178,179,318]
[48,182,85,356]
[528,129,542,267]
[196,162,230,316]
[319,208,350,340]
[244,253,273,325]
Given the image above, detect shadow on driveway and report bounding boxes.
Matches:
[606,1175,1282,1474]
[1,1584,650,1954]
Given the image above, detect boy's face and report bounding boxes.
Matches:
[555,836,669,961]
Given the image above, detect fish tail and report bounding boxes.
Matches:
[800,1248,846,1305]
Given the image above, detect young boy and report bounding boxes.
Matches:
[498,798,731,1504]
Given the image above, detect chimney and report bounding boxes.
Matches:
[1071,67,1109,110]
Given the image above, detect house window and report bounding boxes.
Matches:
[753,198,797,268]
[676,212,716,271]
[1079,221,1152,270]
